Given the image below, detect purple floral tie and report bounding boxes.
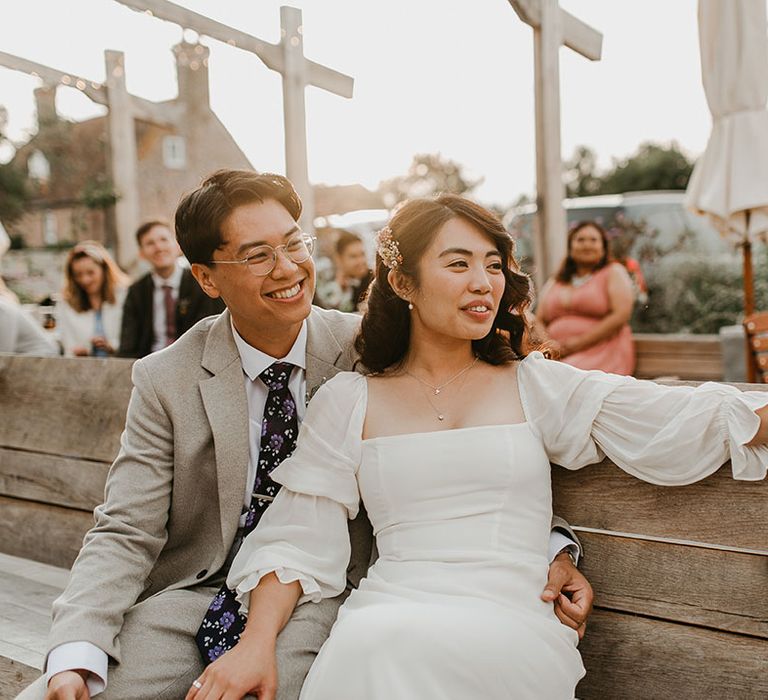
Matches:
[195,362,298,663]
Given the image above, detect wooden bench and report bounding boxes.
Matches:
[634,333,723,381]
[1,355,766,698]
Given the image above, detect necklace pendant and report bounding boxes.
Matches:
[434,388,440,395]
[438,414,444,421]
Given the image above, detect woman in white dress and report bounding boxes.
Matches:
[187,195,768,700]
[58,241,128,357]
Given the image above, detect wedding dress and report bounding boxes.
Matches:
[228,352,767,699]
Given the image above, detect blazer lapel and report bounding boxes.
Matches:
[199,311,250,546]
[305,308,346,403]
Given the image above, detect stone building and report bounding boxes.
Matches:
[7,42,252,249]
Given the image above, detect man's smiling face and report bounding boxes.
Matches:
[204,198,316,343]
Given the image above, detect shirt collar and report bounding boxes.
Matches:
[231,318,308,382]
[151,261,183,291]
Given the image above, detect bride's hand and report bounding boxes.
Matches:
[186,635,277,700]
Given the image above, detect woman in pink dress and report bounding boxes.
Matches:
[536,221,635,375]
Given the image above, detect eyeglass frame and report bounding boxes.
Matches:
[206,232,316,276]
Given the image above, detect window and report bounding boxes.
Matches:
[163,135,187,169]
[43,210,58,245]
[28,150,51,182]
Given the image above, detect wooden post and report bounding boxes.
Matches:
[532,0,567,289]
[105,51,140,271]
[507,1,602,288]
[744,226,756,382]
[280,6,314,235]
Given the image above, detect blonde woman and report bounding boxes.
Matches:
[59,241,129,356]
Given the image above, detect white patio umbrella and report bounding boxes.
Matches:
[685,0,768,325]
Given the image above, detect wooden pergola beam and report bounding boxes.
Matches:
[113,0,354,98]
[508,0,603,61]
[0,50,181,127]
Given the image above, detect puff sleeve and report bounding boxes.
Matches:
[518,351,768,484]
[227,372,367,611]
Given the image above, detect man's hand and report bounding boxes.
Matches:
[541,552,594,640]
[45,670,90,700]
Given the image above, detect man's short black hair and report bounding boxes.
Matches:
[175,170,303,264]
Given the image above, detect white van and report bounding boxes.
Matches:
[504,190,736,266]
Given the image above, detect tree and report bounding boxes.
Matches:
[563,142,694,198]
[379,153,483,207]
[0,107,29,225]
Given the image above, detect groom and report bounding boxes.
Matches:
[32,170,591,700]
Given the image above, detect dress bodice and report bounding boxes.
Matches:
[359,425,551,565]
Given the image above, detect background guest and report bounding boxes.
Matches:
[118,220,224,358]
[536,220,635,374]
[0,297,59,356]
[58,241,128,357]
[314,230,373,311]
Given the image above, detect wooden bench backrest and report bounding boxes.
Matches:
[553,374,768,697]
[633,332,723,381]
[0,354,134,568]
[1,355,766,696]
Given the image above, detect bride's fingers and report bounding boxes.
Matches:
[185,674,206,700]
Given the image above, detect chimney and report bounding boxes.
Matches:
[34,86,58,127]
[172,42,210,110]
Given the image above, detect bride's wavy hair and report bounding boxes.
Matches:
[355,194,533,373]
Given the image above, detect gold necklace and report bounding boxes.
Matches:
[405,357,479,421]
[404,356,479,396]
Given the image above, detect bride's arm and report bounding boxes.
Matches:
[187,573,301,700]
[747,403,768,446]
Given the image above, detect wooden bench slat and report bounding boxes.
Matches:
[0,496,93,568]
[0,447,108,511]
[577,609,768,698]
[0,355,134,462]
[578,531,768,638]
[552,462,768,552]
[0,652,40,700]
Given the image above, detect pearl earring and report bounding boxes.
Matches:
[408,302,414,310]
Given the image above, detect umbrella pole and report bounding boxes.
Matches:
[744,220,756,382]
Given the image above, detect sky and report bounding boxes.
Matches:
[0,0,711,207]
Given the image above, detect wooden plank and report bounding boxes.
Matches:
[0,655,40,700]
[552,462,768,552]
[635,357,722,381]
[0,553,69,590]
[0,448,108,511]
[0,355,133,461]
[577,609,768,699]
[577,531,767,638]
[0,496,93,568]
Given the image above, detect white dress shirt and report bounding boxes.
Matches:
[46,323,576,693]
[150,262,184,353]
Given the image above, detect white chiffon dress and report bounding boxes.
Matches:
[227,352,768,700]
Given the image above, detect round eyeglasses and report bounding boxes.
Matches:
[208,233,316,276]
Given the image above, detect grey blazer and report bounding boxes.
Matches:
[48,306,366,660]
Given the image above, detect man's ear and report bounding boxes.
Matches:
[191,263,221,299]
[387,268,414,304]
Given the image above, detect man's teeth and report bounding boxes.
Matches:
[269,283,301,299]
[467,305,488,312]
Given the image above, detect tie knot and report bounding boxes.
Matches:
[259,362,294,391]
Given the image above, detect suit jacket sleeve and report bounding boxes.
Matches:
[118,286,141,358]
[47,359,175,662]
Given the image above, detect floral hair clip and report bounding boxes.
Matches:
[375,226,403,269]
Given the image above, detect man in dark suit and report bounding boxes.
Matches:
[118,221,225,358]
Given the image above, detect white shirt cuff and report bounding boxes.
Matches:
[46,642,108,696]
[548,530,580,565]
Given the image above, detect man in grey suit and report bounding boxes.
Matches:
[29,170,591,700]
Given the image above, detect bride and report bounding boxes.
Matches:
[187,194,768,699]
